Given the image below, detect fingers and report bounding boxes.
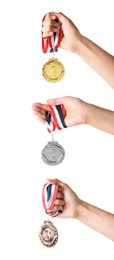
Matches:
[42,12,58,37]
[42,23,58,37]
[45,178,68,191]
[46,190,65,214]
[56,191,64,199]
[45,12,67,24]
[42,19,58,30]
[54,199,65,206]
[42,12,66,38]
[32,103,49,112]
[32,103,49,124]
[45,178,61,186]
[45,178,67,197]
[45,12,57,21]
[46,205,63,214]
[36,116,46,125]
[53,205,64,212]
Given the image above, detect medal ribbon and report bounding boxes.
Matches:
[42,15,62,53]
[42,183,63,217]
[46,105,67,133]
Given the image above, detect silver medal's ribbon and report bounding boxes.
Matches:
[42,183,63,217]
[46,105,67,133]
[42,15,62,53]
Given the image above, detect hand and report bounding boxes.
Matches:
[42,12,82,53]
[46,178,81,218]
[32,96,87,127]
[46,179,114,241]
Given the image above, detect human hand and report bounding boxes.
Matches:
[32,96,87,127]
[46,178,81,219]
[42,12,82,53]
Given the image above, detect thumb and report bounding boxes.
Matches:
[47,97,65,106]
[45,178,67,190]
[51,12,67,23]
[45,178,58,185]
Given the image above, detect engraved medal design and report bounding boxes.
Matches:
[41,140,65,166]
[39,183,63,247]
[42,57,65,83]
[41,105,66,165]
[39,220,58,247]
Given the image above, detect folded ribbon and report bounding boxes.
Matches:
[42,15,62,53]
[46,105,67,133]
[42,183,62,217]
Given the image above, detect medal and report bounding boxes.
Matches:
[42,57,65,83]
[41,138,65,166]
[41,105,67,165]
[39,220,58,247]
[42,15,65,82]
[39,183,63,247]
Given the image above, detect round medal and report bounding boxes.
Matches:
[42,58,65,83]
[39,220,58,247]
[41,141,65,166]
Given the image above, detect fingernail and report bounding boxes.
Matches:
[58,209,63,214]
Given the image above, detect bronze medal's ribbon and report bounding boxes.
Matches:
[42,183,63,217]
[42,15,62,53]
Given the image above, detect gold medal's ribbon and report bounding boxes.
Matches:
[42,15,62,53]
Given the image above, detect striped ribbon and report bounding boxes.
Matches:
[42,15,62,53]
[42,183,63,217]
[46,105,67,133]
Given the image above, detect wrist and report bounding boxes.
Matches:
[71,34,84,54]
[77,200,89,221]
[71,199,83,219]
[74,34,93,59]
[85,103,98,127]
[80,100,89,125]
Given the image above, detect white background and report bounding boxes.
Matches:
[0,0,114,259]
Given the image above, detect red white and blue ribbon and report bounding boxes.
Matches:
[42,183,63,217]
[46,105,67,133]
[42,15,62,53]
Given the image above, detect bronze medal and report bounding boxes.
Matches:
[42,58,65,83]
[39,220,58,247]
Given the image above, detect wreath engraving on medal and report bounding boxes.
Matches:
[42,58,65,83]
[39,220,58,247]
[41,140,65,166]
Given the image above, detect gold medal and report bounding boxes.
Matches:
[42,58,65,83]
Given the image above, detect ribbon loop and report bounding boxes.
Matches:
[42,183,62,217]
[42,15,62,53]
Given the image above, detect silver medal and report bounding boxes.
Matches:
[41,140,65,166]
[39,220,58,247]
